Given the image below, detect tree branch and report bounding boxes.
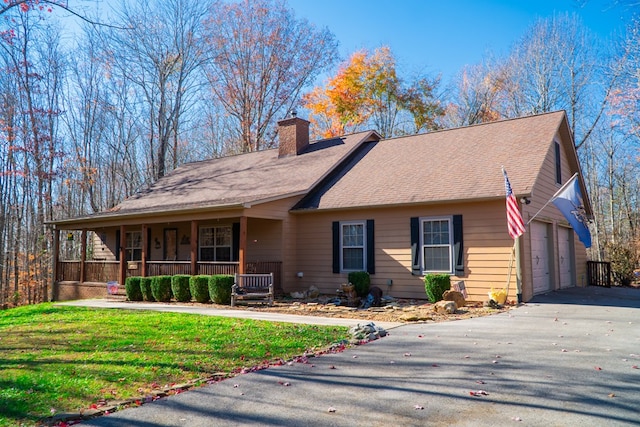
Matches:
[1,0,129,30]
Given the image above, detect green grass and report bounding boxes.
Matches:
[0,303,348,426]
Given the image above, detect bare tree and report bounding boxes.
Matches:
[500,13,616,150]
[202,0,338,152]
[101,0,207,181]
[443,58,508,127]
[0,8,64,304]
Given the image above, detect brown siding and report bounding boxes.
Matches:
[292,201,516,301]
[247,196,302,287]
[247,218,282,261]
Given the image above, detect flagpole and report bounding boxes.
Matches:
[505,240,516,297]
[526,173,578,225]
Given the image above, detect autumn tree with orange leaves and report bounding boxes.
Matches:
[303,46,443,139]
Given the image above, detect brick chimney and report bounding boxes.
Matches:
[278,113,310,158]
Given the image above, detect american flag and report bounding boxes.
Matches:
[502,168,526,239]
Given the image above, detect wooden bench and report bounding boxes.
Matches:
[231,273,274,307]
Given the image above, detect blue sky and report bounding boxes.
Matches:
[287,0,634,85]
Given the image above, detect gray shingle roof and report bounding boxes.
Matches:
[294,111,569,211]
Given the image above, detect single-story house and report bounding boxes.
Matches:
[50,110,592,302]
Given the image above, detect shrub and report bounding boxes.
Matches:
[348,271,370,297]
[171,275,192,302]
[424,274,451,303]
[606,243,637,286]
[151,275,172,302]
[140,277,156,302]
[209,275,234,305]
[190,275,211,303]
[124,276,143,301]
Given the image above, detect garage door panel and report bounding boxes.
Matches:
[531,221,551,294]
[558,227,573,289]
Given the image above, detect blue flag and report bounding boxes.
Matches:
[552,174,591,248]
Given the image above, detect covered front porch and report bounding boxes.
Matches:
[52,214,284,301]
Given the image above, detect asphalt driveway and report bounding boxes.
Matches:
[79,286,640,427]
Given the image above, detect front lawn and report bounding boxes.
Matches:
[0,304,348,426]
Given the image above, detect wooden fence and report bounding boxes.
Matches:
[56,260,282,289]
[587,261,611,287]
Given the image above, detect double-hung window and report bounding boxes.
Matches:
[125,231,142,261]
[199,226,232,261]
[341,221,366,271]
[333,220,375,274]
[411,215,463,276]
[421,217,453,273]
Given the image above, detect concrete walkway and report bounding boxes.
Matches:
[67,286,640,426]
[56,299,404,330]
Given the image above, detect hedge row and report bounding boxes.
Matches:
[124,274,234,305]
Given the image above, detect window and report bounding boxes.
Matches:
[421,217,453,272]
[555,141,562,184]
[411,215,463,276]
[125,231,142,261]
[199,226,232,261]
[341,221,366,271]
[332,220,375,274]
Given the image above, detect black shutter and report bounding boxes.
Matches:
[115,229,120,261]
[232,223,240,262]
[410,217,421,275]
[332,221,340,273]
[366,219,375,275]
[453,215,464,276]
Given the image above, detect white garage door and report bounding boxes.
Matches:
[558,227,574,289]
[531,221,552,294]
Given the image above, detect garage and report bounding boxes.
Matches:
[557,227,575,289]
[531,221,552,294]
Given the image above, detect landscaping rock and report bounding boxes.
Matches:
[307,285,320,299]
[484,299,503,309]
[348,322,387,343]
[434,300,457,314]
[443,290,466,307]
